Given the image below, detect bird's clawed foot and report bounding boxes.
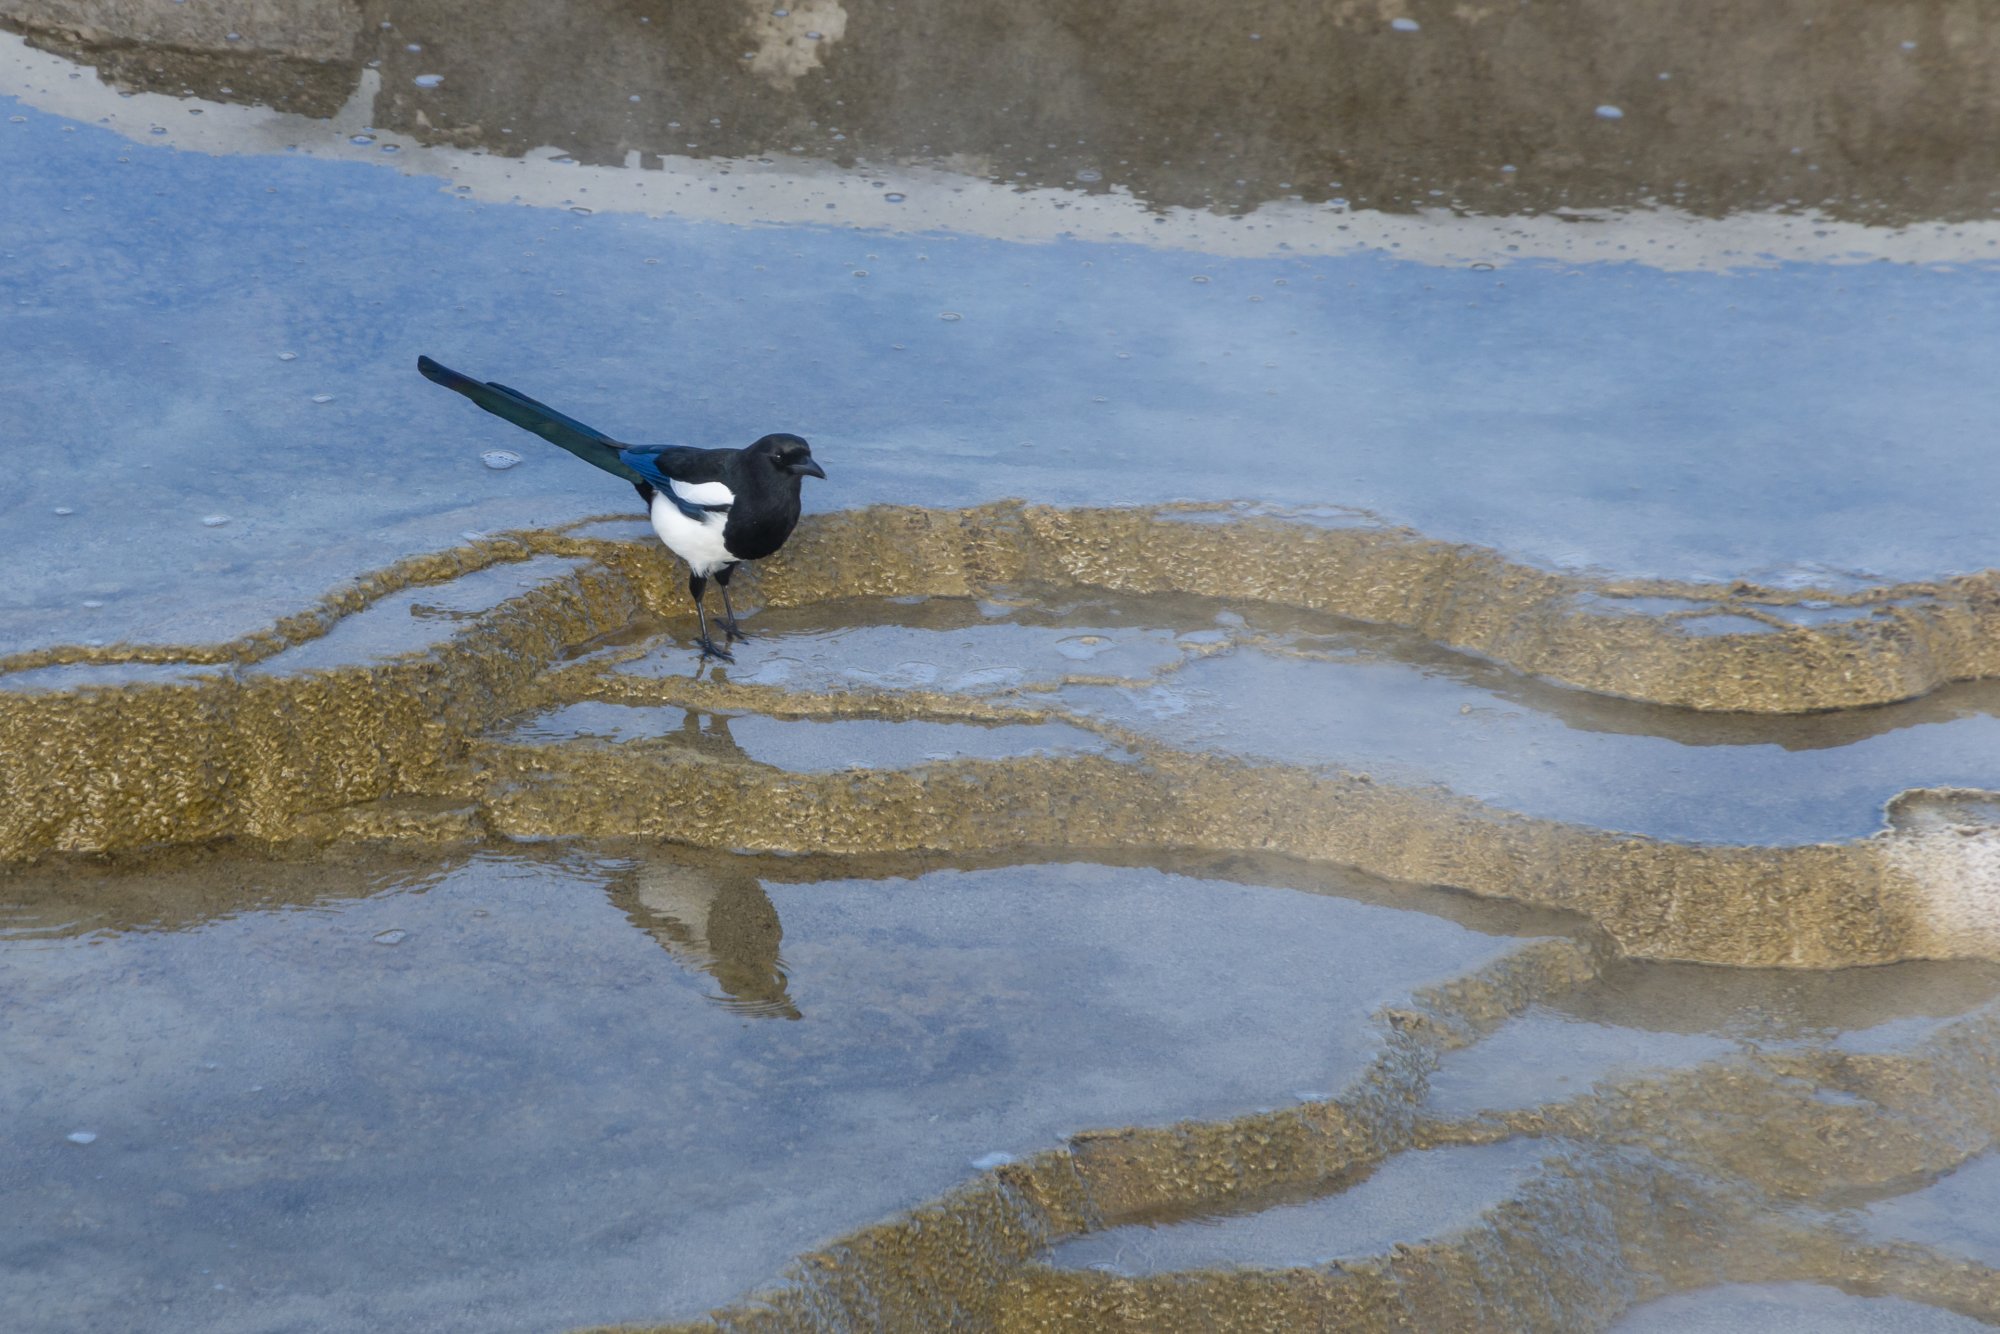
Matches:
[718,616,751,643]
[695,636,736,664]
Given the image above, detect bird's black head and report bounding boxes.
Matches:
[750,433,826,480]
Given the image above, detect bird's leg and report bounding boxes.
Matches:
[714,564,750,641]
[687,571,734,663]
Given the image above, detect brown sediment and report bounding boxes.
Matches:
[5,511,2000,968]
[3,0,360,118]
[11,0,2000,227]
[0,551,635,853]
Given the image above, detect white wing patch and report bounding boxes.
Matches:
[649,491,736,577]
[667,477,735,508]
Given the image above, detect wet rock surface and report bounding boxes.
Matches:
[4,551,2000,1330]
[11,0,2000,224]
[13,538,2000,969]
[7,3,2000,1330]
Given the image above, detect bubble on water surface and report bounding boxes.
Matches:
[481,450,523,470]
[53,507,74,516]
[374,929,408,945]
[405,43,422,52]
[277,352,297,361]
[311,394,334,403]
[348,135,374,146]
[1057,634,1113,660]
[884,193,906,203]
[201,515,230,528]
[66,1131,97,1145]
[1391,17,1421,31]
[938,311,963,321]
[148,126,166,135]
[1191,275,1212,283]
[414,74,444,88]
[81,599,104,608]
[1075,169,1102,183]
[1595,105,1625,120]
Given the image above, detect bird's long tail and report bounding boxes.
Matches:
[417,355,647,486]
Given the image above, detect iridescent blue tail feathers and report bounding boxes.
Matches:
[416,354,646,487]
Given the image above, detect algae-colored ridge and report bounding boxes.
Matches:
[586,937,2000,1333]
[8,503,2000,712]
[478,727,1998,969]
[8,514,2000,969]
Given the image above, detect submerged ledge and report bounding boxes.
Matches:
[7,501,2000,712]
[594,934,2000,1332]
[9,510,2000,1331]
[5,506,2000,969]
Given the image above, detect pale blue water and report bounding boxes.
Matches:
[6,29,2000,1334]
[0,849,1534,1330]
[6,91,2000,659]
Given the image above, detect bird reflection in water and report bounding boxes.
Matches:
[608,856,801,1020]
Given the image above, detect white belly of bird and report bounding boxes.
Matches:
[649,492,735,576]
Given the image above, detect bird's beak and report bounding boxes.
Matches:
[788,458,827,479]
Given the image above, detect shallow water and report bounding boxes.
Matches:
[6,15,2000,662]
[1613,1284,1993,1333]
[8,1,2000,1329]
[606,591,2000,843]
[0,845,1536,1329]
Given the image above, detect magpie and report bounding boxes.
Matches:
[417,355,825,662]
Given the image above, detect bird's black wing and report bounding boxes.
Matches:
[418,355,648,488]
[621,446,741,520]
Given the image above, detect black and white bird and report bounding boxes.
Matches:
[418,355,825,661]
